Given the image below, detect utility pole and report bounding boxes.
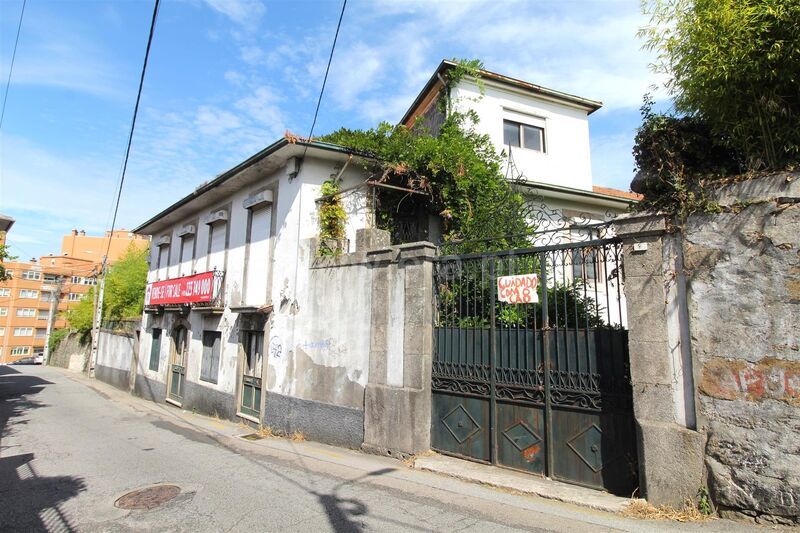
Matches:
[88,260,106,377]
[42,275,64,366]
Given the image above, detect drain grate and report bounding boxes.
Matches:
[115,485,181,510]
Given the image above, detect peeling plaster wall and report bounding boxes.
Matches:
[138,153,372,423]
[683,173,799,525]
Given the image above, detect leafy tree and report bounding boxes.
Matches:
[631,95,740,215]
[0,243,17,281]
[64,245,148,333]
[640,0,800,170]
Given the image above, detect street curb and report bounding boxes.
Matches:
[413,455,638,514]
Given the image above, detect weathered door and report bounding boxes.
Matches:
[168,326,188,403]
[239,329,264,418]
[431,237,638,495]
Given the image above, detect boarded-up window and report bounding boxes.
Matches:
[149,328,162,371]
[179,236,194,276]
[156,246,168,279]
[207,224,226,272]
[245,206,271,304]
[200,330,221,384]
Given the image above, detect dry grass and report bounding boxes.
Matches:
[622,499,714,522]
[401,449,438,468]
[256,425,274,438]
[289,430,306,442]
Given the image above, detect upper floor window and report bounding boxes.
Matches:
[503,120,545,152]
[72,276,81,284]
[0,288,10,297]
[0,307,7,316]
[19,289,38,299]
[43,274,57,282]
[16,308,36,317]
[22,270,42,281]
[68,293,82,302]
[14,327,33,337]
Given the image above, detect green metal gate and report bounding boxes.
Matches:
[431,236,638,495]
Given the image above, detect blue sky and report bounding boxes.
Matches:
[0,0,665,260]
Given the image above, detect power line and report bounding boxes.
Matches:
[299,0,347,164]
[103,0,160,265]
[0,0,25,130]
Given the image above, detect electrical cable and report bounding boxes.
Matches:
[299,0,347,165]
[0,0,26,130]
[102,0,161,269]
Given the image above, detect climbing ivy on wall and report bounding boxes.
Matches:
[318,179,347,256]
[319,60,533,254]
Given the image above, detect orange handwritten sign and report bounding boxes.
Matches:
[497,274,539,304]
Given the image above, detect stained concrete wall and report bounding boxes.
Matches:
[614,173,799,525]
[95,323,140,392]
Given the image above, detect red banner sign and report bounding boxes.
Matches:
[145,271,215,306]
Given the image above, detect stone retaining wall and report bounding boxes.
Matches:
[684,173,799,525]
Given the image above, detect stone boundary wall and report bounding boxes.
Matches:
[614,172,799,525]
[48,332,90,372]
[684,173,798,525]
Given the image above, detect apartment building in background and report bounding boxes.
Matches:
[0,227,150,363]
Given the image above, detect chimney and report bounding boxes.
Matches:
[79,230,86,236]
[72,229,78,236]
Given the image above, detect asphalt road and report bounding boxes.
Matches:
[0,366,772,532]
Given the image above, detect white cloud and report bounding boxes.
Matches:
[204,0,265,29]
[194,106,242,136]
[235,86,285,131]
[1,13,127,99]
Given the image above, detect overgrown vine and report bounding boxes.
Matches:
[317,179,347,256]
[319,59,534,254]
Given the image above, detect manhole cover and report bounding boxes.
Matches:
[115,485,181,510]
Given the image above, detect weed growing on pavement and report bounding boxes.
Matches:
[622,498,714,522]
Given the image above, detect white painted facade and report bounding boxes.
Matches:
[136,143,375,419]
[451,78,595,191]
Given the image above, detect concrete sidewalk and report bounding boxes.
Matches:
[56,369,783,533]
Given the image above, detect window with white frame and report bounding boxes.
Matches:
[11,346,30,356]
[22,270,42,281]
[503,119,545,152]
[71,276,81,284]
[0,288,9,297]
[0,327,4,336]
[43,274,57,282]
[83,277,96,285]
[5,270,13,278]
[0,307,6,316]
[35,328,47,338]
[38,309,49,319]
[68,293,81,302]
[16,308,36,317]
[14,327,33,336]
[19,289,38,298]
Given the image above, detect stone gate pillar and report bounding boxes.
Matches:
[613,214,705,507]
[362,239,436,458]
